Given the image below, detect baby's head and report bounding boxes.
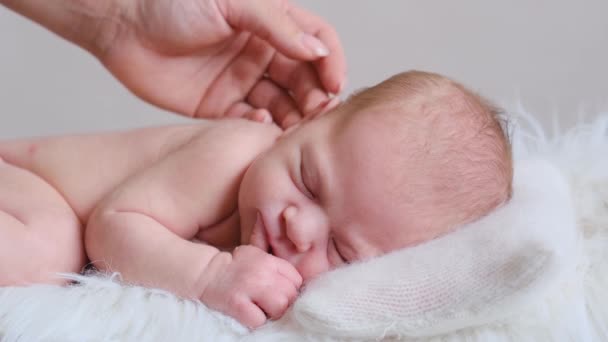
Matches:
[239,70,512,281]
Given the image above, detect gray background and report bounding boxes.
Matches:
[1,0,607,139]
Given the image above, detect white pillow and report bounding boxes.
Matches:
[293,159,578,339]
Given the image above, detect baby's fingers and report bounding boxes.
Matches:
[229,295,267,329]
[273,256,303,288]
[255,294,290,320]
[255,276,299,319]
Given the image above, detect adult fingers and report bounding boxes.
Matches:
[273,255,303,288]
[287,5,347,94]
[247,78,302,128]
[267,53,331,117]
[194,34,274,118]
[217,0,330,61]
[224,102,254,118]
[244,108,273,124]
[225,102,273,124]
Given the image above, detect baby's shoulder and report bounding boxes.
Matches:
[188,119,281,156]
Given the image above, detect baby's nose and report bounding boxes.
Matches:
[283,207,313,253]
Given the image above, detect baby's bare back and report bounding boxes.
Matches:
[0,124,201,221]
[0,119,280,287]
[0,120,279,228]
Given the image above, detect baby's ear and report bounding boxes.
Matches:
[292,159,578,339]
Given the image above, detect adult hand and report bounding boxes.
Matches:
[101,0,346,128]
[2,0,346,128]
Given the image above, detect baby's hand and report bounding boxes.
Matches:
[201,245,302,328]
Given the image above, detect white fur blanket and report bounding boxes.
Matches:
[1,111,607,342]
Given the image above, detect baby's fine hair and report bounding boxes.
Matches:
[342,70,513,237]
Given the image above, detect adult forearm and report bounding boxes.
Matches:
[85,209,231,299]
[0,0,123,55]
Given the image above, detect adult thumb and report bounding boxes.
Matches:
[217,0,329,60]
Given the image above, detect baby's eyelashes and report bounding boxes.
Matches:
[299,151,317,200]
[330,237,349,265]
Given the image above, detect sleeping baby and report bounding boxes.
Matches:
[0,70,512,328]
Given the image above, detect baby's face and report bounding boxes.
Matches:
[239,106,421,281]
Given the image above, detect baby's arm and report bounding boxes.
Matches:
[87,205,226,298]
[86,123,301,327]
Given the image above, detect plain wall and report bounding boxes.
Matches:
[1,0,607,138]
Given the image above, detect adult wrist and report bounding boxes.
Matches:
[62,0,128,57]
[0,0,127,57]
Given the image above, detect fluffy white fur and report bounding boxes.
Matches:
[1,111,607,342]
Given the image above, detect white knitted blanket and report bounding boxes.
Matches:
[1,112,607,342]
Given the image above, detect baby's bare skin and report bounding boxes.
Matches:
[0,119,299,308]
[1,121,274,230]
[0,71,513,328]
[1,124,210,222]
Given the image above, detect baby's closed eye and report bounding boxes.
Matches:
[299,150,316,200]
[330,237,349,265]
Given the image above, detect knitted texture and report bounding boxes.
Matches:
[293,159,578,339]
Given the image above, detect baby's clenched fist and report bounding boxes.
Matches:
[200,245,303,328]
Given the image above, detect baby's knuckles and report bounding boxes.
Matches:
[201,246,295,328]
[231,247,295,324]
[232,246,283,289]
[228,293,265,328]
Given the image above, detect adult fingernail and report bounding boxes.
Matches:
[309,98,330,116]
[324,97,341,111]
[338,77,347,93]
[304,89,330,114]
[259,110,272,124]
[300,33,329,57]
